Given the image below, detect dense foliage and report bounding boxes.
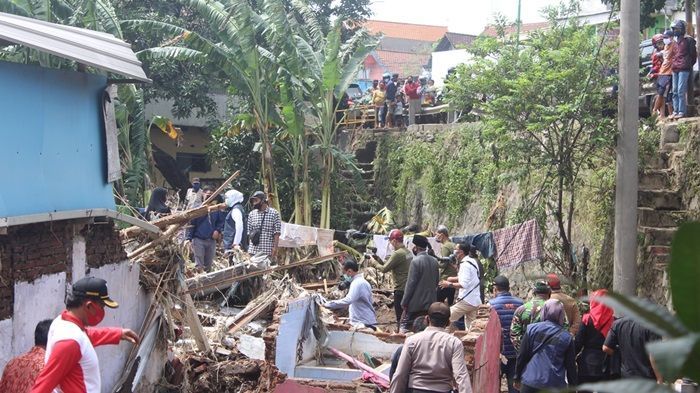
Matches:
[444,2,618,283]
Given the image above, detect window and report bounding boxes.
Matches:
[176,152,210,173]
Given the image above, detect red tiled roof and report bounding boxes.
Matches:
[373,50,431,77]
[364,20,448,42]
[481,21,550,37]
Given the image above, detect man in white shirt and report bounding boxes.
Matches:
[438,242,482,330]
[185,178,203,209]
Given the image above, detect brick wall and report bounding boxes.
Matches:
[82,222,127,269]
[0,219,127,320]
[0,221,74,320]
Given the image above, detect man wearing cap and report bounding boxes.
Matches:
[439,242,482,331]
[246,191,281,258]
[488,275,524,393]
[435,225,457,306]
[185,178,204,209]
[509,280,552,352]
[369,229,412,329]
[390,302,472,393]
[546,273,581,335]
[400,234,439,333]
[324,260,377,329]
[31,277,139,393]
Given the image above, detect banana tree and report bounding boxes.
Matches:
[122,0,284,210]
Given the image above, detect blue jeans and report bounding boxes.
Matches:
[672,70,690,115]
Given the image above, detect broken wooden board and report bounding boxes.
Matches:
[178,274,212,354]
[186,257,269,296]
[121,203,227,239]
[186,252,347,295]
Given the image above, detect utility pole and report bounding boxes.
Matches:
[516,0,522,47]
[614,0,639,296]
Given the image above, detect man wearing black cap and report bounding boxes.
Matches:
[31,277,139,393]
[390,302,472,393]
[510,280,552,352]
[185,177,203,209]
[400,234,439,333]
[246,191,281,258]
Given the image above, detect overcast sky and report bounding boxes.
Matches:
[369,0,610,35]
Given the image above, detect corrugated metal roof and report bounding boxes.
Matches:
[0,12,149,82]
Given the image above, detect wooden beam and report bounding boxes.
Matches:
[121,203,226,239]
[185,252,346,294]
[178,274,211,354]
[202,170,240,205]
[327,347,389,388]
[126,224,180,259]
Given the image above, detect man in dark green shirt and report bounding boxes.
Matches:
[370,229,412,329]
[435,225,458,305]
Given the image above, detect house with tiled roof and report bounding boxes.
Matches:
[435,32,478,52]
[481,21,550,39]
[359,20,447,89]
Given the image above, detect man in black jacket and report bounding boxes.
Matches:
[400,234,439,333]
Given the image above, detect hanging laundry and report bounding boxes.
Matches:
[492,219,543,269]
[279,222,318,248]
[451,232,496,259]
[316,228,335,257]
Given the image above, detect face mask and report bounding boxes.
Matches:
[192,183,200,191]
[86,301,105,326]
[664,38,672,45]
[253,202,262,210]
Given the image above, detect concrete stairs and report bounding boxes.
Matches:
[637,121,689,271]
[341,140,378,226]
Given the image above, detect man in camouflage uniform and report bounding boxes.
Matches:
[509,280,552,352]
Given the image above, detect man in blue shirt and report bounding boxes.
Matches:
[185,187,225,272]
[324,260,377,329]
[489,275,524,393]
[385,73,398,127]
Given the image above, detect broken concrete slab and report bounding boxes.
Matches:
[238,334,266,360]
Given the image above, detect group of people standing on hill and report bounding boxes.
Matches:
[650,19,698,120]
[369,72,437,128]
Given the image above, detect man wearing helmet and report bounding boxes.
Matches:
[369,229,413,329]
[246,191,281,259]
[670,19,697,119]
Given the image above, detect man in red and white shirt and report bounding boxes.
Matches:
[31,277,139,393]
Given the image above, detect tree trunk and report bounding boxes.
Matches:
[320,152,333,229]
[259,130,280,212]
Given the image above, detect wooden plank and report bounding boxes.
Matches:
[185,252,347,294]
[121,203,226,238]
[327,347,389,388]
[201,170,240,205]
[179,274,211,354]
[126,224,180,259]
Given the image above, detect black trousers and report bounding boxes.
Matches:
[519,385,541,393]
[393,290,404,329]
[436,286,456,306]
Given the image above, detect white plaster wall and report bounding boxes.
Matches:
[12,273,67,357]
[0,318,14,372]
[71,235,86,283]
[90,261,148,393]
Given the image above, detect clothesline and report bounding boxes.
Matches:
[280,219,543,269]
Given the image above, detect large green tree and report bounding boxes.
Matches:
[445,2,618,281]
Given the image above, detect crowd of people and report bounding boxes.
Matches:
[367,72,439,128]
[144,178,281,272]
[322,225,664,393]
[649,19,698,120]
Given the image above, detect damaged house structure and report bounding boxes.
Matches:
[0,12,155,392]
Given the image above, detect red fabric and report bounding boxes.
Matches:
[404,82,421,99]
[650,49,663,77]
[0,346,46,393]
[31,340,84,393]
[30,311,122,393]
[546,273,561,289]
[585,289,613,337]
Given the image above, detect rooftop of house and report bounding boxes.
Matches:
[376,36,434,54]
[480,21,550,37]
[372,50,431,77]
[442,32,478,47]
[364,19,448,42]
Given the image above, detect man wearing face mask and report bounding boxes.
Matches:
[369,229,412,329]
[185,178,204,209]
[223,189,248,255]
[31,277,139,393]
[439,242,482,331]
[246,191,281,259]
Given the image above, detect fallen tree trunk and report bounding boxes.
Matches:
[121,203,227,239]
[184,252,346,295]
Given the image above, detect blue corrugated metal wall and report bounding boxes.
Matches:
[0,61,115,218]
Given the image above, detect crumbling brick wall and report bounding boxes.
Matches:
[0,221,74,319]
[82,222,127,268]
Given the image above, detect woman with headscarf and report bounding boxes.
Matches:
[144,187,171,221]
[576,289,617,384]
[514,299,577,393]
